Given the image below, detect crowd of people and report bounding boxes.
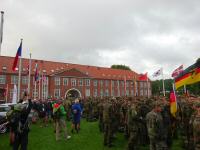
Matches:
[4,93,200,150]
[83,95,200,150]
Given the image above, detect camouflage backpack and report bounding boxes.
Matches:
[6,103,28,133]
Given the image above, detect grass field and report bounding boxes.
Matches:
[0,120,183,150]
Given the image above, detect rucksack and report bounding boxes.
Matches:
[6,103,29,134]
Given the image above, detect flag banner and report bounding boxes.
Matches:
[139,72,148,81]
[153,68,162,77]
[12,41,22,71]
[175,61,200,89]
[172,65,183,78]
[170,90,177,117]
[12,84,17,104]
[34,63,39,82]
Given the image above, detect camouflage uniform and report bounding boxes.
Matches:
[146,108,167,150]
[127,103,139,150]
[63,99,72,121]
[103,100,113,147]
[97,100,104,132]
[193,102,200,150]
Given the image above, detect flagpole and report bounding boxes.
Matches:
[118,80,120,97]
[34,81,36,100]
[0,11,4,56]
[162,68,166,97]
[28,53,32,98]
[41,71,43,100]
[147,78,149,98]
[184,85,187,94]
[17,39,23,102]
[110,80,112,97]
[39,71,41,100]
[6,84,8,103]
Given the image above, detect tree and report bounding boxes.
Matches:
[111,64,131,71]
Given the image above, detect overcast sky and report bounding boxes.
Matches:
[1,0,200,79]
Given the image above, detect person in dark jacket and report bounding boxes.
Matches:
[11,93,33,150]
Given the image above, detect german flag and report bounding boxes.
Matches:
[175,60,200,89]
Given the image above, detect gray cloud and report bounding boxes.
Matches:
[1,0,200,79]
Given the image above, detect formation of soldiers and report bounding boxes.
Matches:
[82,96,200,150]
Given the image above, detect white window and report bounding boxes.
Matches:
[11,75,18,84]
[105,89,109,96]
[126,90,129,96]
[144,89,148,96]
[121,89,124,96]
[131,89,134,96]
[42,84,48,99]
[93,89,98,97]
[126,81,129,87]
[105,80,109,87]
[71,78,76,86]
[33,89,38,98]
[140,89,143,96]
[111,88,115,97]
[130,81,134,87]
[63,78,68,86]
[140,82,143,88]
[78,79,83,86]
[100,89,104,97]
[85,79,90,86]
[54,89,60,98]
[121,81,124,87]
[93,80,98,87]
[55,77,60,86]
[22,76,28,85]
[100,80,104,87]
[111,80,115,87]
[10,89,14,98]
[85,88,90,97]
[144,82,147,88]
[0,75,6,84]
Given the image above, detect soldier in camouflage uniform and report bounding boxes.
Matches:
[127,100,139,150]
[103,98,113,147]
[146,100,167,150]
[63,98,72,121]
[97,98,104,132]
[179,97,194,149]
[193,101,200,150]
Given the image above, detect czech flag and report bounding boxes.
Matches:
[12,41,22,71]
[170,90,177,117]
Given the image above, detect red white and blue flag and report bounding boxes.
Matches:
[12,41,22,71]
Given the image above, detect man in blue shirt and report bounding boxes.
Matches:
[71,98,82,133]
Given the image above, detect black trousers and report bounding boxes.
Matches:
[13,131,29,150]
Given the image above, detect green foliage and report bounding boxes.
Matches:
[152,79,200,96]
[111,64,131,71]
[152,79,173,96]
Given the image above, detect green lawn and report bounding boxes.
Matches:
[0,120,183,150]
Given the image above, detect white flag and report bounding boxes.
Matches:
[12,84,17,104]
[153,68,162,77]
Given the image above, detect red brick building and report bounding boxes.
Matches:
[0,56,151,102]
